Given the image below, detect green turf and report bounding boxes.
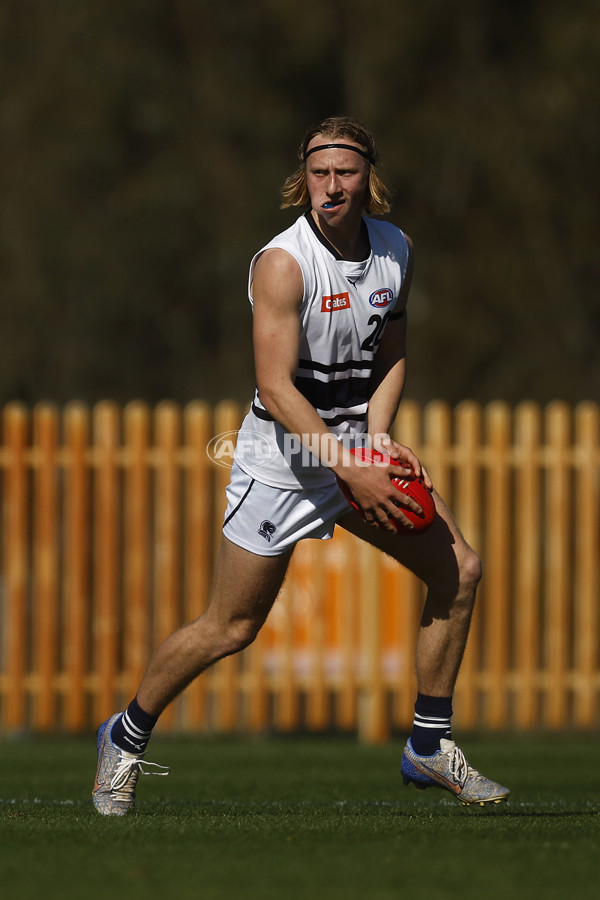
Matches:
[1,733,599,900]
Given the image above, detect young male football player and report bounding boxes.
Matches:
[93,116,510,814]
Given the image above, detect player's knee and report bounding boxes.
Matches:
[446,548,481,622]
[219,616,262,657]
[425,543,481,603]
[459,547,482,595]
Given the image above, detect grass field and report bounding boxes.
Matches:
[1,732,599,900]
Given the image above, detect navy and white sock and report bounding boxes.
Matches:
[410,693,453,757]
[110,697,158,756]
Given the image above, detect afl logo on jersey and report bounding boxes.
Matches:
[369,288,393,308]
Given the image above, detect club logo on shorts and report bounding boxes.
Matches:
[369,287,393,308]
[258,520,276,542]
[321,292,351,312]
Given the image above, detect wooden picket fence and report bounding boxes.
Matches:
[0,399,598,741]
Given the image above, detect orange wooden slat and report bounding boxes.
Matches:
[483,402,512,728]
[573,402,599,726]
[92,402,121,723]
[513,402,543,728]
[544,402,572,728]
[62,403,91,731]
[32,404,60,730]
[2,404,30,729]
[423,401,453,502]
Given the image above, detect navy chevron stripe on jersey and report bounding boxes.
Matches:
[252,393,369,426]
[294,375,370,414]
[251,403,366,427]
[317,410,367,426]
[297,358,373,375]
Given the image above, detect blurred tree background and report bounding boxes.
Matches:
[0,0,598,407]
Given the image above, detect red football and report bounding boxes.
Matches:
[337,447,435,534]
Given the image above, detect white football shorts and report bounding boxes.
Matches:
[222,461,352,556]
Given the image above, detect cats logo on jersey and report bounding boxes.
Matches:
[321,292,351,312]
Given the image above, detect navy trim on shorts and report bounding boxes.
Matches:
[223,476,256,527]
[251,401,273,421]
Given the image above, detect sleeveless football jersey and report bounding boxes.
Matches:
[234,212,411,489]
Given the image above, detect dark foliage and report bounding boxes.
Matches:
[1,0,598,405]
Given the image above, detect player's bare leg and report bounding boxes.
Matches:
[338,494,510,805]
[338,490,478,696]
[137,537,292,715]
[405,491,480,698]
[93,537,292,815]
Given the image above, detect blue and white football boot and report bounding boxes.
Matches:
[92,713,170,816]
[401,738,510,807]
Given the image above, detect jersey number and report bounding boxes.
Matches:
[361,312,390,352]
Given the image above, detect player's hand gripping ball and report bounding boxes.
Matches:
[337,447,435,534]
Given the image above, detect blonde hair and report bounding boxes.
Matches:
[280,116,393,216]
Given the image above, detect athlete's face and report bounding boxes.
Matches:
[305,136,370,227]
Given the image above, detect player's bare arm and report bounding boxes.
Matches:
[367,236,413,437]
[252,247,347,455]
